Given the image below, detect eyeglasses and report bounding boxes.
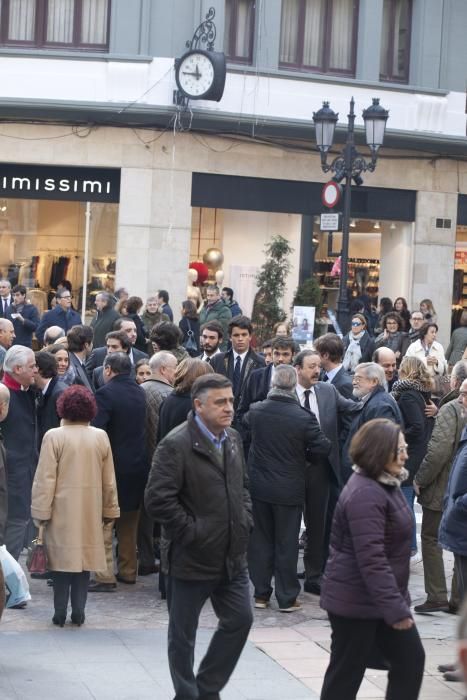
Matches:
[352,375,365,383]
[351,321,363,327]
[60,295,72,299]
[459,392,467,398]
[397,445,408,454]
[386,321,398,326]
[411,316,423,321]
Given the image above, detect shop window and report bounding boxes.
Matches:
[224,0,255,64]
[380,0,412,83]
[0,0,110,50]
[279,0,359,76]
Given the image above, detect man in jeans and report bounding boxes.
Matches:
[145,374,253,700]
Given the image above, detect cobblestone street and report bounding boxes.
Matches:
[0,538,463,700]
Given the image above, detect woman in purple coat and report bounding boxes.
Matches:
[320,418,425,700]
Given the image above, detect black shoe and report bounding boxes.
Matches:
[297,571,305,579]
[31,571,50,580]
[71,611,85,626]
[10,602,27,609]
[88,581,116,592]
[52,613,66,627]
[448,603,459,614]
[116,574,136,585]
[303,581,321,595]
[138,564,160,576]
[438,662,458,673]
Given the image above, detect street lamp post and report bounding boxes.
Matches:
[313,97,389,333]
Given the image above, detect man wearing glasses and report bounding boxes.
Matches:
[36,289,82,346]
[409,312,425,343]
[0,280,12,319]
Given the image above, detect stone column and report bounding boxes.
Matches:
[115,167,192,322]
[410,191,458,347]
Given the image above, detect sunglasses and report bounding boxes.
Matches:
[351,321,363,327]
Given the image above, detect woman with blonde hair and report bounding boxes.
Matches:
[420,298,437,323]
[391,356,434,556]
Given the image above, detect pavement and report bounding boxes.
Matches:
[0,505,464,700]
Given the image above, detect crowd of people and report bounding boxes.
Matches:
[1,281,467,698]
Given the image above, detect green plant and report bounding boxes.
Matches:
[292,277,323,315]
[251,235,293,345]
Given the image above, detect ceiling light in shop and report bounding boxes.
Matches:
[350,219,356,228]
[390,222,396,230]
[373,220,381,230]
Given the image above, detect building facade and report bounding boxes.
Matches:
[0,0,465,342]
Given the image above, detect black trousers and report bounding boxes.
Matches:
[167,569,252,700]
[303,460,332,585]
[52,571,90,616]
[454,554,467,601]
[248,499,302,607]
[321,613,425,700]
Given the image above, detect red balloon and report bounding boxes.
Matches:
[189,261,209,286]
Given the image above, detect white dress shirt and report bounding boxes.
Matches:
[296,383,321,425]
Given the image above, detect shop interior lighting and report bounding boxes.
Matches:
[373,221,381,230]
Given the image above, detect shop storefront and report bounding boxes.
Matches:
[0,163,120,316]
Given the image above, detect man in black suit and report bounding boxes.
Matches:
[91,331,132,391]
[90,352,147,591]
[294,349,361,595]
[210,316,265,414]
[34,351,67,446]
[198,321,224,363]
[8,285,40,348]
[0,280,12,318]
[314,333,353,399]
[66,325,94,392]
[85,317,148,379]
[237,336,295,417]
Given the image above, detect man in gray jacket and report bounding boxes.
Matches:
[145,374,253,700]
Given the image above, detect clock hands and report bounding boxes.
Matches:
[182,65,201,80]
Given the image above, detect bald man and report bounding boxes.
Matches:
[372,347,398,391]
[0,319,15,368]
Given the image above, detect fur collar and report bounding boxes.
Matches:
[353,464,409,487]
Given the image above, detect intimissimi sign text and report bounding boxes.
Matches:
[0,163,120,203]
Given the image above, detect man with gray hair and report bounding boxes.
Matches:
[244,364,331,612]
[0,319,15,368]
[413,359,467,615]
[138,350,177,575]
[0,279,12,318]
[90,292,121,348]
[2,345,38,559]
[43,326,66,347]
[341,362,402,482]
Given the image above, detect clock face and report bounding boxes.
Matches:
[177,52,215,98]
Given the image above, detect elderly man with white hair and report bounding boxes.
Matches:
[0,383,10,620]
[138,351,178,576]
[2,345,38,560]
[341,362,403,482]
[244,364,331,613]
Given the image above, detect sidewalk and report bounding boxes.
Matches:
[0,515,462,699]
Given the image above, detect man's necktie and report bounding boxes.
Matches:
[303,389,311,411]
[322,373,329,382]
[3,299,7,315]
[233,356,241,395]
[205,356,211,365]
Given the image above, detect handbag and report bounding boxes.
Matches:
[26,524,48,576]
[182,319,198,353]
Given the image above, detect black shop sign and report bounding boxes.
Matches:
[0,163,120,203]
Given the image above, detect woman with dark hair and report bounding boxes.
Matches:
[405,322,447,376]
[150,321,189,365]
[179,300,200,357]
[391,356,434,556]
[320,418,425,700]
[135,358,151,384]
[125,296,147,353]
[394,297,411,332]
[48,344,76,386]
[374,312,410,364]
[374,297,394,336]
[31,385,119,627]
[342,313,375,373]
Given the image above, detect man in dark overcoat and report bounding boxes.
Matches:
[90,352,147,591]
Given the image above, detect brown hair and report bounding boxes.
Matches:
[351,313,367,329]
[398,356,432,390]
[382,312,404,331]
[314,333,344,363]
[126,296,143,314]
[173,357,214,395]
[349,418,401,479]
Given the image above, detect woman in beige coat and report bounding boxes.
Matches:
[31,385,119,627]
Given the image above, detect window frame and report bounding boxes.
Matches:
[380,0,412,83]
[0,0,111,51]
[279,0,359,77]
[224,0,256,65]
